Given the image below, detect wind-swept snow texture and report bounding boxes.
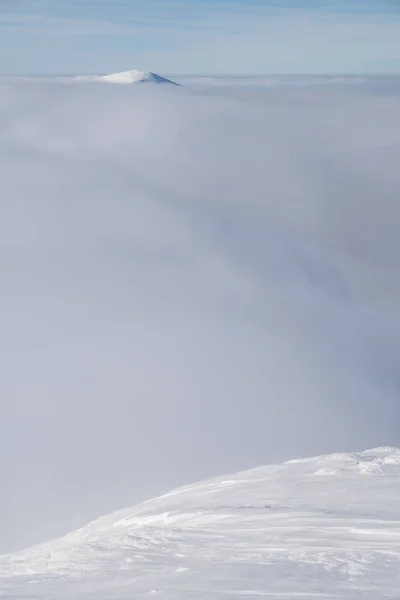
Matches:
[1,448,400,599]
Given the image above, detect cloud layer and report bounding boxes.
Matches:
[1,76,400,553]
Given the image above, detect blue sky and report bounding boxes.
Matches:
[1,1,400,76]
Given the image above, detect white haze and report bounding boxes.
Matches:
[1,76,400,553]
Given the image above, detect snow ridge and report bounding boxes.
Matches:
[1,447,400,599]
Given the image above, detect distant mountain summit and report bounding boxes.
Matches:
[99,70,179,85]
[74,70,179,85]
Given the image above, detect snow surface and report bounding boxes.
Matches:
[76,70,179,85]
[1,447,400,599]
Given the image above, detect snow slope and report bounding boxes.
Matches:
[1,447,400,599]
[76,70,179,85]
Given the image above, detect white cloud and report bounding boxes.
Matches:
[1,77,400,553]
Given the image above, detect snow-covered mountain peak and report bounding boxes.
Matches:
[1,448,400,598]
[73,70,179,85]
[99,70,178,85]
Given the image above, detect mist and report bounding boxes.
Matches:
[1,76,400,554]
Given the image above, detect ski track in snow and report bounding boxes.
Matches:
[1,447,400,599]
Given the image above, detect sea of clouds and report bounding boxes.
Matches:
[1,76,400,552]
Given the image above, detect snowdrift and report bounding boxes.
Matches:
[1,447,400,599]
